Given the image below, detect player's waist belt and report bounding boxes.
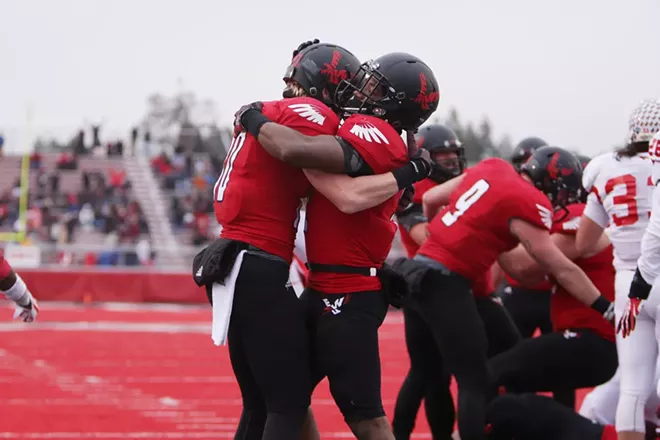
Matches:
[306,263,379,277]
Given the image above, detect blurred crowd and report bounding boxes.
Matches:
[151,146,221,246]
[0,151,152,267]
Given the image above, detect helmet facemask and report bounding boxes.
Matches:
[334,60,403,126]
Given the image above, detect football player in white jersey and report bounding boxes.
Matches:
[616,129,660,440]
[577,99,660,440]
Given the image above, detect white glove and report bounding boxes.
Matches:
[13,292,39,323]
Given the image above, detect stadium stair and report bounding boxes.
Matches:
[122,155,187,268]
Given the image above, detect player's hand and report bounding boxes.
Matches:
[617,298,642,338]
[13,295,39,323]
[233,102,264,136]
[397,186,415,214]
[292,39,319,59]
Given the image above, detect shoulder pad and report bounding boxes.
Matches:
[278,97,340,135]
[337,115,408,174]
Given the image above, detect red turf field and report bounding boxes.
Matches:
[0,302,589,439]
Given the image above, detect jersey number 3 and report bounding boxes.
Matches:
[442,179,490,226]
[604,174,640,226]
[214,132,247,202]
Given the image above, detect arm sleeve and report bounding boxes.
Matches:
[336,137,374,177]
[396,203,427,232]
[583,192,609,229]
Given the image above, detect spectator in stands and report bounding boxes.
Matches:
[0,133,4,157]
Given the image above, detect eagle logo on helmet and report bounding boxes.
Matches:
[413,73,440,110]
[320,51,348,85]
[547,152,574,180]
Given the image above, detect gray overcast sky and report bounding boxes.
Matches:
[1,0,659,155]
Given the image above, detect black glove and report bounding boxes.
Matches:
[629,267,652,300]
[292,39,320,59]
[397,186,415,214]
[391,149,433,190]
[233,101,269,138]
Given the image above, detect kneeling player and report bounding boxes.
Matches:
[493,201,617,406]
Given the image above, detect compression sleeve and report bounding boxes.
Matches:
[336,137,374,177]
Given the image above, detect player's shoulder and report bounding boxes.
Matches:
[551,203,584,234]
[275,97,340,134]
[339,114,406,149]
[582,152,617,189]
[470,157,515,177]
[338,114,408,173]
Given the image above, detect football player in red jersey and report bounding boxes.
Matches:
[494,137,554,341]
[237,53,439,439]
[492,199,617,408]
[392,124,521,440]
[0,251,39,322]
[212,41,365,440]
[396,146,614,440]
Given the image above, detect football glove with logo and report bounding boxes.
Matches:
[13,292,39,323]
[617,268,652,338]
[233,101,268,138]
[392,149,433,190]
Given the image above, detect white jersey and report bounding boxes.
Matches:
[639,132,660,283]
[582,151,653,271]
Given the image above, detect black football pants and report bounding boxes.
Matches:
[406,262,491,440]
[486,394,607,440]
[228,251,311,440]
[393,295,521,440]
[488,328,617,409]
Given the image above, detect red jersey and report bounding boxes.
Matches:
[306,115,408,293]
[214,98,340,262]
[397,177,493,297]
[418,158,553,280]
[399,178,436,257]
[550,203,615,341]
[504,273,553,291]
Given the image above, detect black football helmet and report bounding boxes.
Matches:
[521,146,583,208]
[334,52,440,131]
[511,137,548,173]
[283,43,361,112]
[575,154,591,203]
[416,124,466,183]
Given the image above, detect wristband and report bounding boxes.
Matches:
[392,161,424,190]
[241,110,272,138]
[590,296,612,315]
[629,267,652,300]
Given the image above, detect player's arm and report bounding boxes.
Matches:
[396,203,429,245]
[506,218,612,316]
[422,174,466,220]
[575,192,608,256]
[0,259,39,323]
[302,141,431,214]
[499,230,605,285]
[489,261,506,288]
[258,123,347,172]
[304,169,399,214]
